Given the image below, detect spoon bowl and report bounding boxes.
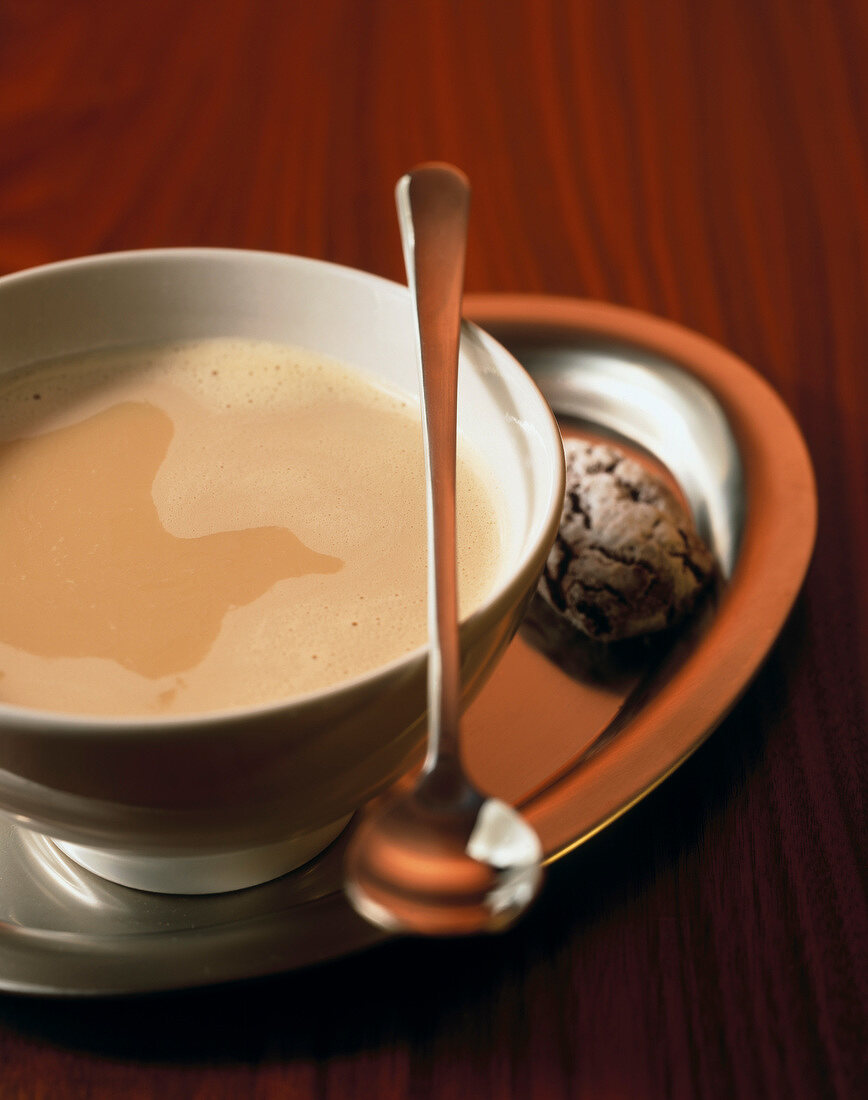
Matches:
[346,772,543,936]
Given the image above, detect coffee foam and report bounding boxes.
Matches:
[0,339,502,716]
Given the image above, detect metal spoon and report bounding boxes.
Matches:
[344,163,543,936]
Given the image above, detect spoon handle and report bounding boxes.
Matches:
[396,163,471,772]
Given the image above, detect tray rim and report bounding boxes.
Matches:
[464,293,817,863]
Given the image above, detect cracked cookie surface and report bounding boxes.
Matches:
[538,440,715,641]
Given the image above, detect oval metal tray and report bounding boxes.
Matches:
[0,295,816,995]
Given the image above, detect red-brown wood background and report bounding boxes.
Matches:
[0,0,865,1096]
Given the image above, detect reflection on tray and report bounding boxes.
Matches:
[518,581,722,766]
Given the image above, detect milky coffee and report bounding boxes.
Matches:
[0,339,501,716]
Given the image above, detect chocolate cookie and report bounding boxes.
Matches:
[538,440,715,641]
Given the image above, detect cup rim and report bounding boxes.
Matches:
[0,247,565,734]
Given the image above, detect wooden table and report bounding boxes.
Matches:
[0,1,865,1096]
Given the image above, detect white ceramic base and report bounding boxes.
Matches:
[53,815,353,895]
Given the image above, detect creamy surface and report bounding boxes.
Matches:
[0,339,502,715]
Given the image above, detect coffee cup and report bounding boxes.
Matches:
[0,249,564,893]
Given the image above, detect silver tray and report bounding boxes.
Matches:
[0,295,816,996]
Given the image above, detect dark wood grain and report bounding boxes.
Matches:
[0,0,865,1096]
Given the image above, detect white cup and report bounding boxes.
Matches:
[0,249,564,893]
